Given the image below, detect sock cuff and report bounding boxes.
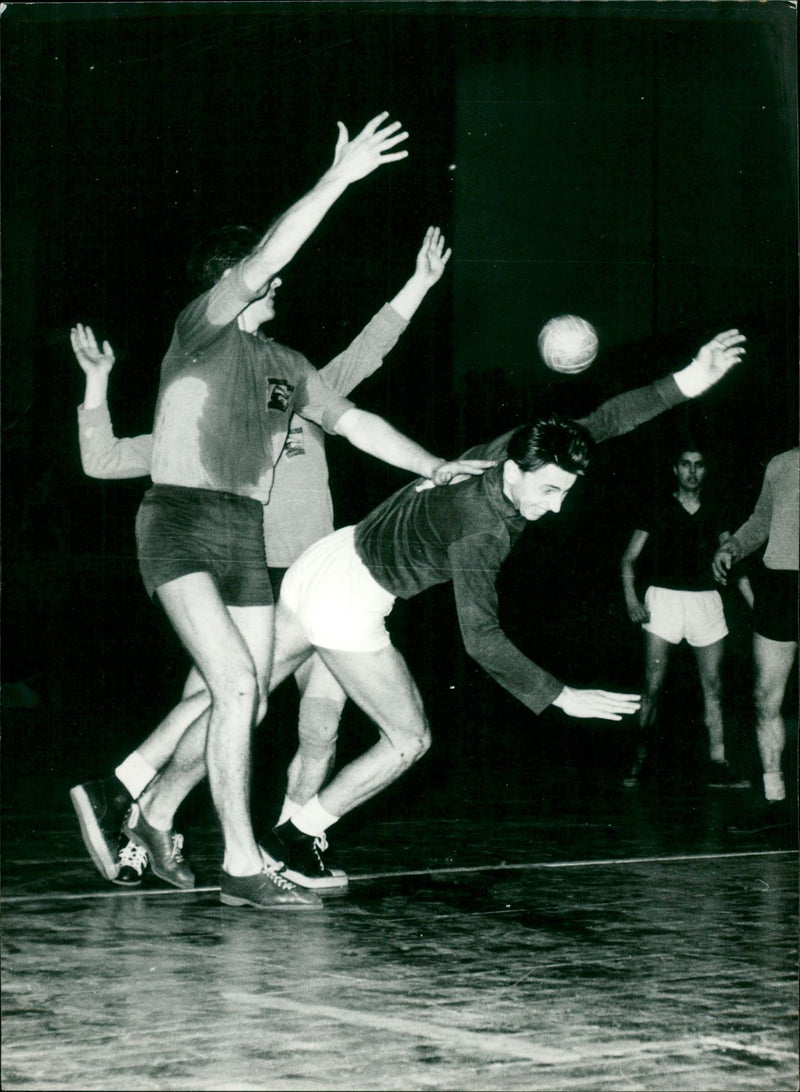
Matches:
[277,796,302,827]
[114,752,157,800]
[292,795,340,838]
[763,771,786,802]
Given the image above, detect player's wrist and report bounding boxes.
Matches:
[672,359,706,398]
[551,686,568,710]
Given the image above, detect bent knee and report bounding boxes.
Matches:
[298,696,345,747]
[210,664,259,713]
[391,724,432,769]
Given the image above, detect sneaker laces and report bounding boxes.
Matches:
[262,866,298,892]
[310,833,332,875]
[118,841,149,873]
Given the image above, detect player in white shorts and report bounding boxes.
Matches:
[621,443,753,788]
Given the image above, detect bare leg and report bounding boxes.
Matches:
[309,643,431,818]
[286,654,346,806]
[143,573,271,876]
[753,633,797,798]
[136,678,209,773]
[628,631,672,775]
[693,638,726,763]
[142,597,315,828]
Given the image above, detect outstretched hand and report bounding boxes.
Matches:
[552,686,641,722]
[674,329,747,398]
[329,111,409,184]
[70,323,115,378]
[414,226,452,287]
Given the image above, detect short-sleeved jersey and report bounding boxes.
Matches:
[150,265,354,503]
[637,494,732,591]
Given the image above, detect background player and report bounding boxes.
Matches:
[713,447,799,832]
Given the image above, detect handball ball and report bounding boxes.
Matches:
[538,314,598,374]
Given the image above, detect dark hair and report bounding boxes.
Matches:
[672,440,705,466]
[186,225,262,292]
[507,413,594,475]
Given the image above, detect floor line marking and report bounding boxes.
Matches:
[220,993,796,1068]
[1,849,795,904]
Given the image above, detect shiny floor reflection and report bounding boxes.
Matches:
[2,776,797,1091]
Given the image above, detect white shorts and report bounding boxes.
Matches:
[280,526,396,653]
[643,586,728,648]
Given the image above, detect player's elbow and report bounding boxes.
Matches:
[461,624,499,665]
[80,455,110,479]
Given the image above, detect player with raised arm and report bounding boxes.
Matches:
[120,331,746,889]
[70,227,453,891]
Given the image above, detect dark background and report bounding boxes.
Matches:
[2,1,797,825]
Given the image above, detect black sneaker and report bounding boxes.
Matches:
[70,777,133,880]
[260,821,348,890]
[707,760,751,789]
[219,866,324,910]
[112,837,149,887]
[123,803,195,889]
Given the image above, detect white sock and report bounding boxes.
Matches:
[763,772,786,802]
[291,795,340,838]
[277,796,302,826]
[115,752,157,800]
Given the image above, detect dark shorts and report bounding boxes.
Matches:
[753,566,798,643]
[268,567,288,601]
[136,485,273,607]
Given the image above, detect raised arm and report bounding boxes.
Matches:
[319,227,451,398]
[71,323,115,409]
[239,112,409,295]
[579,330,747,445]
[389,225,451,321]
[334,406,495,485]
[72,324,153,479]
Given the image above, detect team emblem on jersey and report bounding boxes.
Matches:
[267,379,294,412]
[285,425,306,458]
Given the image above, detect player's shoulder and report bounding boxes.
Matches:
[766,448,799,475]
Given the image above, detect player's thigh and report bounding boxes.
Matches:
[294,654,346,708]
[157,572,260,695]
[269,597,316,693]
[693,638,725,689]
[316,644,428,745]
[753,633,798,704]
[228,603,275,699]
[643,630,672,688]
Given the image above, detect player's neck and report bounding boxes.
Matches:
[675,488,701,513]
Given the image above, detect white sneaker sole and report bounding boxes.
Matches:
[282,865,349,890]
[70,785,119,881]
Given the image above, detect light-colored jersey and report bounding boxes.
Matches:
[77,302,408,565]
[731,448,799,571]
